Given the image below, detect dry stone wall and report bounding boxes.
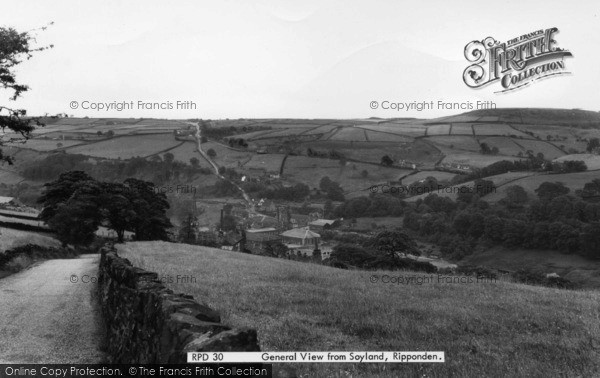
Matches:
[98,244,260,363]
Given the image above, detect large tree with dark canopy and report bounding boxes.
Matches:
[39,173,173,245]
[38,171,102,246]
[0,24,54,164]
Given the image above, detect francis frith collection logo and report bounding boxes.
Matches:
[463,27,573,93]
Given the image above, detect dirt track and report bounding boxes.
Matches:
[0,254,106,363]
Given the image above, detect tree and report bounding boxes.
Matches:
[207,148,216,158]
[581,222,600,259]
[360,169,368,178]
[189,157,199,168]
[480,143,491,155]
[330,244,375,268]
[381,155,393,166]
[535,182,570,202]
[163,152,174,164]
[319,176,333,192]
[123,178,173,241]
[456,186,474,203]
[473,179,495,197]
[578,179,600,202]
[0,25,53,165]
[364,230,420,262]
[106,130,115,138]
[586,137,600,153]
[503,185,528,206]
[38,171,95,222]
[264,241,288,258]
[100,182,137,243]
[39,173,103,247]
[39,173,173,244]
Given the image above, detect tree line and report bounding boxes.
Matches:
[38,171,172,246]
[22,152,212,183]
[333,178,600,260]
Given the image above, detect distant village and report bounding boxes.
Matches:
[190,198,340,261]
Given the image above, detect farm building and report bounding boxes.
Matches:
[281,227,320,247]
[308,219,337,232]
[245,227,280,254]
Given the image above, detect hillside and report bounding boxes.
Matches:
[428,108,600,126]
[461,246,600,290]
[118,241,600,378]
[0,227,60,252]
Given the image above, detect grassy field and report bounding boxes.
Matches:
[510,124,574,140]
[201,142,254,168]
[473,124,530,137]
[449,124,474,135]
[364,130,412,143]
[0,170,24,185]
[358,123,426,137]
[118,241,600,378]
[426,124,450,136]
[515,139,565,159]
[242,154,285,172]
[554,154,600,170]
[283,156,408,193]
[321,140,440,168]
[66,134,181,159]
[302,124,339,136]
[405,171,537,202]
[401,171,456,186]
[428,115,481,124]
[440,152,522,169]
[233,129,279,140]
[462,246,600,289]
[329,127,368,142]
[479,137,524,156]
[159,141,203,165]
[6,139,85,152]
[255,127,312,139]
[484,170,600,202]
[0,227,60,252]
[425,136,481,152]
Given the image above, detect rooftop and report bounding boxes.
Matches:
[246,227,277,233]
[281,227,320,239]
[309,219,336,226]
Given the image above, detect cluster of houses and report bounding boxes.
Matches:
[396,159,418,170]
[244,218,337,259]
[188,198,339,260]
[435,161,473,173]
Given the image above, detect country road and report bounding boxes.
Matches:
[183,121,266,217]
[0,255,106,363]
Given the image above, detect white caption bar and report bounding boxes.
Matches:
[188,351,445,363]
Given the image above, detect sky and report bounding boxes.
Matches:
[2,0,599,119]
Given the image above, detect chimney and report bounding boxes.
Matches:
[220,209,224,231]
